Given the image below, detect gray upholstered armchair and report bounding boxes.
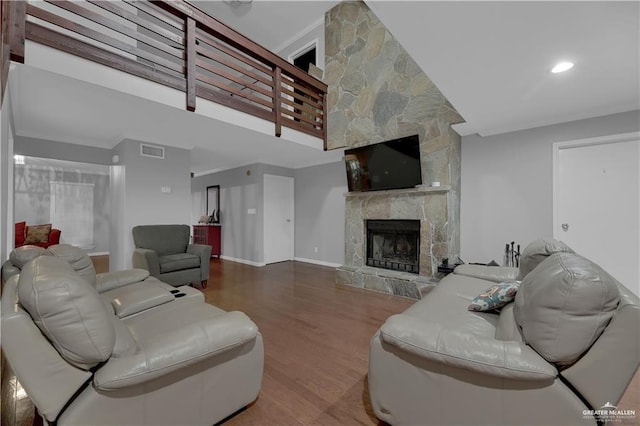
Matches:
[132,224,211,288]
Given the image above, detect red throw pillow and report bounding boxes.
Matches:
[15,221,27,246]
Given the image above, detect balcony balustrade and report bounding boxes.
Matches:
[1,0,327,147]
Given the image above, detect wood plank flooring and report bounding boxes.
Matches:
[202,260,413,425]
[2,258,639,425]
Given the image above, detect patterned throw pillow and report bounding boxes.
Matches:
[24,224,52,244]
[468,281,520,312]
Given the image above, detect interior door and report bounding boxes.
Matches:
[553,133,640,295]
[263,174,294,264]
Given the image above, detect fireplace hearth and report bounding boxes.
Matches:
[366,220,420,274]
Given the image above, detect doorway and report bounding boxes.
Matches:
[263,174,294,264]
[553,132,640,295]
[290,43,317,123]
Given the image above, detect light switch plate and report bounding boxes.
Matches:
[247,208,256,214]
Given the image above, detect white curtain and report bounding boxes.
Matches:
[50,181,94,248]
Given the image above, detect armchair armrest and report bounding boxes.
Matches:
[132,248,160,277]
[95,269,150,293]
[379,314,556,381]
[187,244,212,281]
[453,264,519,282]
[94,311,258,390]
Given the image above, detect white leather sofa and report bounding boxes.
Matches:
[369,239,639,425]
[2,250,264,425]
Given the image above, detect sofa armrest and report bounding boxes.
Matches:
[453,264,519,282]
[2,260,20,283]
[131,248,160,277]
[94,311,258,390]
[187,243,212,281]
[379,314,556,381]
[95,269,150,293]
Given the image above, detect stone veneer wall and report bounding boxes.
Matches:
[325,1,464,298]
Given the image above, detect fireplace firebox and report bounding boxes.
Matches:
[366,220,420,274]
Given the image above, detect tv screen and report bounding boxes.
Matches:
[344,135,422,192]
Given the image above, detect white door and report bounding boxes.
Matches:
[263,174,294,264]
[553,132,640,295]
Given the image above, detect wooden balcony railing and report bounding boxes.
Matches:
[1,0,327,148]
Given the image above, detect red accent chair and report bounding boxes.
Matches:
[15,222,62,248]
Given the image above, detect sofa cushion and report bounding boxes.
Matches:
[48,244,97,286]
[468,281,520,312]
[514,252,620,365]
[402,274,500,336]
[18,256,115,370]
[518,238,574,280]
[159,253,200,273]
[15,221,26,246]
[24,224,51,244]
[495,303,524,342]
[9,245,48,268]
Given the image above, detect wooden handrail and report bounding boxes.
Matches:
[2,0,327,147]
[152,0,326,92]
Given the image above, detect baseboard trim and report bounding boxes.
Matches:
[219,255,340,268]
[294,257,341,268]
[89,251,109,256]
[220,255,265,267]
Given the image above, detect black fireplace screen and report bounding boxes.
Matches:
[366,220,420,274]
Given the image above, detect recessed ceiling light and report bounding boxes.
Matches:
[551,61,574,74]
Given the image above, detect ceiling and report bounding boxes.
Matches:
[10,65,343,175]
[367,1,640,136]
[9,1,640,174]
[191,1,340,52]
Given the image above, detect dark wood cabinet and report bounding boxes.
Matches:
[193,225,221,258]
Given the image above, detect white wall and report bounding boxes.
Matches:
[276,19,325,71]
[294,161,346,266]
[0,88,15,263]
[460,110,640,263]
[110,139,191,270]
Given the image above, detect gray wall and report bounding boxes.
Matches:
[15,136,112,165]
[460,110,640,263]
[111,139,191,270]
[191,163,293,265]
[294,161,346,266]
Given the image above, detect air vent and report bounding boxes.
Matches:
[140,144,164,159]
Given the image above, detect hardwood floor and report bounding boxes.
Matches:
[202,260,413,425]
[2,258,639,425]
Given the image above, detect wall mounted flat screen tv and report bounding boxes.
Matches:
[344,135,422,192]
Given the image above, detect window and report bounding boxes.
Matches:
[50,181,95,248]
[14,156,110,253]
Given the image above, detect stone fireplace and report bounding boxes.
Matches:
[366,220,420,273]
[326,1,464,298]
